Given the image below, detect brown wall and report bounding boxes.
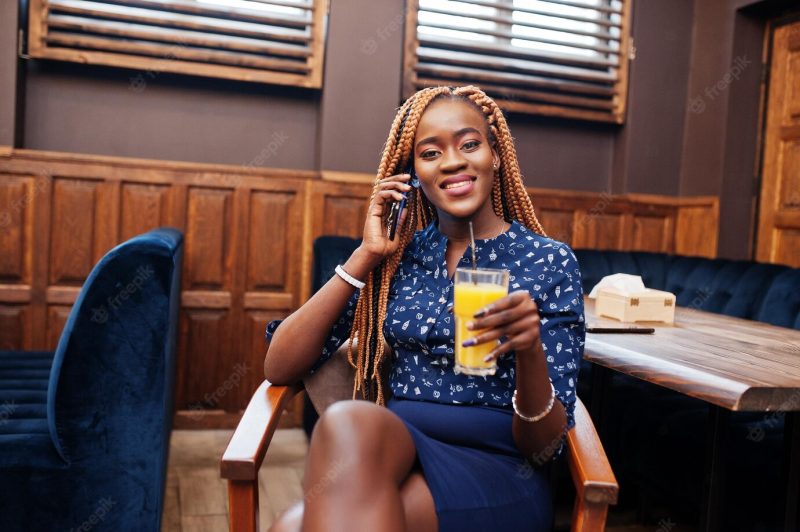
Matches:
[23,62,320,169]
[613,0,695,197]
[0,1,19,147]
[2,0,796,258]
[318,0,404,173]
[679,0,735,198]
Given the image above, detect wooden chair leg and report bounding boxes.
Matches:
[228,479,259,532]
[571,496,610,532]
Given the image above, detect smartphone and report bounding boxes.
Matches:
[586,326,655,334]
[386,162,419,240]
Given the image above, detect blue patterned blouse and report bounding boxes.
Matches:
[266,219,585,427]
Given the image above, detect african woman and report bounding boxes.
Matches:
[264,85,584,531]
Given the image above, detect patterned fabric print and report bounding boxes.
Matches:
[265,220,585,427]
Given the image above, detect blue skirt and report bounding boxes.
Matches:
[387,397,552,531]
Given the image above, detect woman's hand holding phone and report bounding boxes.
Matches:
[358,172,413,266]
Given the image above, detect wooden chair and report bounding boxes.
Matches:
[221,341,618,532]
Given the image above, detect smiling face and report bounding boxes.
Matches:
[412,97,499,225]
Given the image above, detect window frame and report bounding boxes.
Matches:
[402,0,633,123]
[26,0,330,88]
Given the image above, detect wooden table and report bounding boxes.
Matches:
[583,299,800,532]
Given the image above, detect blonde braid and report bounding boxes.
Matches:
[349,86,452,402]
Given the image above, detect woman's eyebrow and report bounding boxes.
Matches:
[415,127,483,150]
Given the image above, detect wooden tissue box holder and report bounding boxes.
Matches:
[595,287,676,323]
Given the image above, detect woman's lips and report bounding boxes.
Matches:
[440,176,476,197]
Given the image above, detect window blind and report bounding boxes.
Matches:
[26,0,329,88]
[403,0,633,123]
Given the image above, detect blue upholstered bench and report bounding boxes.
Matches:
[574,249,800,329]
[0,228,183,531]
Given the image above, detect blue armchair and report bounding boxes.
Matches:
[0,228,183,531]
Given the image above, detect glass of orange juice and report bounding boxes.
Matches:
[454,267,509,376]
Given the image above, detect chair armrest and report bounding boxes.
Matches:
[566,397,618,505]
[220,380,303,481]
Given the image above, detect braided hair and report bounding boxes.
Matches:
[348,85,546,404]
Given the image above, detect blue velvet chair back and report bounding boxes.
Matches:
[313,236,362,292]
[0,228,183,532]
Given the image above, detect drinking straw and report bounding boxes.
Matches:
[469,221,477,281]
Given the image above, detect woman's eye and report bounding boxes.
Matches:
[462,140,480,150]
[420,150,438,159]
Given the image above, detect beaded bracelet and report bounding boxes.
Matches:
[334,265,366,290]
[512,381,556,423]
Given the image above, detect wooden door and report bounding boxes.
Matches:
[757,19,800,267]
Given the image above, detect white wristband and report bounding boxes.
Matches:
[335,265,366,290]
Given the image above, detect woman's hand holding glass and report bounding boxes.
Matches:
[462,290,543,363]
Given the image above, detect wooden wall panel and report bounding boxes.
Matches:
[632,215,672,253]
[46,305,71,350]
[49,179,99,285]
[0,177,34,283]
[120,183,172,241]
[323,196,368,237]
[576,213,625,250]
[247,191,296,292]
[242,309,303,426]
[185,187,233,290]
[311,181,371,239]
[537,209,575,244]
[778,140,800,208]
[774,227,800,266]
[0,174,39,353]
[0,305,25,350]
[178,309,233,411]
[242,184,305,421]
[675,201,720,258]
[0,150,721,428]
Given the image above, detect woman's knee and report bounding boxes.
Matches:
[309,400,415,481]
[311,401,385,462]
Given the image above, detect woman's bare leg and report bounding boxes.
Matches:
[269,470,437,532]
[268,501,303,532]
[399,471,437,532]
[291,400,436,532]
